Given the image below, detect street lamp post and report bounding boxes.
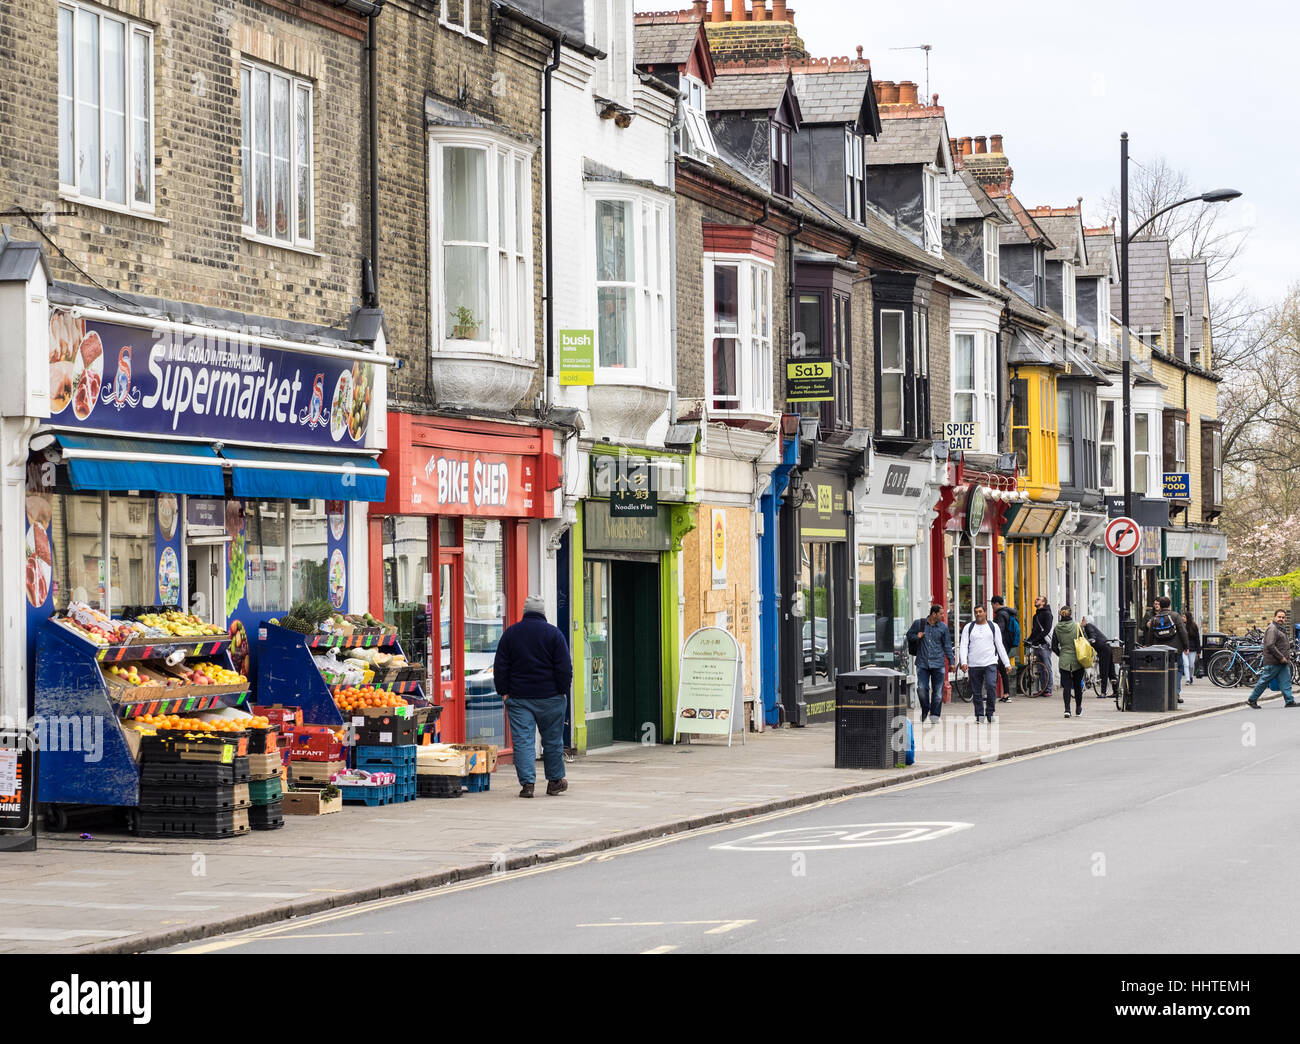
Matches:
[1117,130,1240,685]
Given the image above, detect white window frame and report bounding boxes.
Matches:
[1062,261,1076,326]
[680,74,717,159]
[1099,398,1119,493]
[1212,427,1223,504]
[1134,411,1155,496]
[879,309,906,437]
[923,167,942,256]
[429,129,536,360]
[1097,279,1112,348]
[241,59,314,249]
[844,128,864,223]
[950,330,998,454]
[1174,416,1187,473]
[588,188,670,386]
[983,220,1000,285]
[440,0,488,43]
[1057,385,1074,485]
[704,253,774,416]
[590,0,632,106]
[58,1,155,214]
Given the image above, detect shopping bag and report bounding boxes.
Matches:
[1074,632,1095,669]
[1268,673,1282,692]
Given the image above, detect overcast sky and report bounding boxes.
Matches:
[636,0,1295,307]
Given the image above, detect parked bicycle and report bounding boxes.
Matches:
[1207,639,1265,688]
[1015,658,1051,697]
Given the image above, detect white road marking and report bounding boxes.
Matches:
[175,891,310,899]
[641,945,678,954]
[712,822,973,852]
[34,880,112,888]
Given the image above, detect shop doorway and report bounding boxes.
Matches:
[437,549,464,745]
[584,557,660,747]
[187,541,226,628]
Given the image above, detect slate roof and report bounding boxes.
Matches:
[707,71,794,114]
[1031,213,1087,264]
[1114,238,1171,331]
[865,115,949,169]
[940,167,1006,222]
[0,234,49,283]
[994,194,1054,249]
[1173,258,1210,354]
[1080,230,1116,278]
[790,71,873,131]
[634,21,701,68]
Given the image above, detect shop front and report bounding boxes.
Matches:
[999,501,1068,659]
[27,291,390,810]
[931,462,1017,643]
[1050,508,1108,621]
[370,414,561,753]
[854,454,942,668]
[1185,530,1226,630]
[572,447,694,750]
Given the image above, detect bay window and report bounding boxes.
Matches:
[873,274,931,442]
[1057,385,1074,484]
[706,255,773,414]
[1008,368,1059,498]
[878,310,905,436]
[951,331,998,454]
[58,1,154,211]
[241,60,313,246]
[431,133,535,358]
[1134,413,1152,495]
[593,191,670,383]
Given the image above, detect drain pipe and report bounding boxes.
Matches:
[368,11,380,298]
[542,37,561,411]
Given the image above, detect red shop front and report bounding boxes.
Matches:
[369,414,560,754]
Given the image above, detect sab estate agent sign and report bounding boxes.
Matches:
[48,309,374,450]
[673,627,744,745]
[785,360,835,402]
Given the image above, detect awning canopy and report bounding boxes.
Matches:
[220,445,387,502]
[53,433,387,501]
[57,434,225,495]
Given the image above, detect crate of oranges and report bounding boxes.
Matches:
[333,685,409,717]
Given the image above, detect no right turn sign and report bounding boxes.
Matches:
[1104,516,1141,557]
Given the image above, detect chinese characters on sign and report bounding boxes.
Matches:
[590,455,660,517]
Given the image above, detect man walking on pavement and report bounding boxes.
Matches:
[1143,595,1188,705]
[494,595,573,797]
[990,595,1020,702]
[960,604,1011,724]
[907,605,954,724]
[1247,608,1297,709]
[1028,595,1055,697]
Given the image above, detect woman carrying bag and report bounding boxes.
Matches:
[1050,605,1091,718]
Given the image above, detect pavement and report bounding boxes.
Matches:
[0,678,1267,954]
[174,706,1300,954]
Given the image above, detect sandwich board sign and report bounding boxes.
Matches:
[673,627,745,746]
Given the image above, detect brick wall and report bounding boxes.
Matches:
[851,273,873,429]
[927,282,950,440]
[1217,584,1293,635]
[0,0,370,328]
[675,195,707,400]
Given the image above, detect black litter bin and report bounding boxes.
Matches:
[1131,645,1178,711]
[1199,633,1230,678]
[835,667,907,769]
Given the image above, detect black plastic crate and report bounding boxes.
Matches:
[355,715,417,746]
[248,800,284,831]
[140,759,249,787]
[246,727,278,754]
[136,807,250,839]
[137,782,250,811]
[417,775,462,799]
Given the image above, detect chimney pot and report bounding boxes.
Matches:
[898,81,919,105]
[753,0,769,21]
[974,136,987,154]
[959,136,972,156]
[875,80,899,104]
[731,0,747,20]
[856,45,863,59]
[990,133,1004,153]
[773,0,788,20]
[932,93,939,107]
[694,0,707,18]
[711,0,725,21]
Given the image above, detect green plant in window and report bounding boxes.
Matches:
[450,306,481,340]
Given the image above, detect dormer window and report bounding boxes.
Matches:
[1062,261,1076,326]
[983,220,999,285]
[680,75,717,159]
[770,123,791,197]
[1033,249,1046,308]
[923,167,941,256]
[591,0,632,105]
[844,128,864,222]
[1097,279,1111,348]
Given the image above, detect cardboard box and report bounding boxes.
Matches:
[285,727,344,763]
[450,744,499,773]
[247,752,281,780]
[282,790,342,815]
[253,704,304,728]
[290,760,347,785]
[415,749,468,776]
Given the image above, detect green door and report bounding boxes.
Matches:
[612,560,661,743]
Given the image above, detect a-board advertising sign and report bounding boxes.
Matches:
[673,627,744,745]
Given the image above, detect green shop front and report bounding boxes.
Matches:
[572,449,695,751]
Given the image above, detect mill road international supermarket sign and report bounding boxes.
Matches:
[47,309,374,449]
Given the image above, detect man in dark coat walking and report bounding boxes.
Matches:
[494,595,573,798]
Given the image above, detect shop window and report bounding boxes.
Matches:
[58,1,154,211]
[951,331,997,453]
[801,542,831,687]
[593,191,670,384]
[108,493,154,608]
[584,560,611,718]
[290,500,329,604]
[432,133,535,358]
[464,519,507,747]
[245,500,287,612]
[382,516,431,664]
[240,59,313,246]
[857,544,911,667]
[706,254,773,414]
[441,0,488,41]
[51,492,104,611]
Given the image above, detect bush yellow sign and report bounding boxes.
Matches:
[558,330,595,386]
[786,360,834,402]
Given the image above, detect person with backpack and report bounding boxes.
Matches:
[1050,605,1090,717]
[959,604,1011,724]
[1143,595,1189,705]
[1082,616,1116,698]
[990,595,1020,703]
[906,605,954,724]
[1027,595,1055,698]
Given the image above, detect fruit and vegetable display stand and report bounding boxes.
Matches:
[35,606,253,829]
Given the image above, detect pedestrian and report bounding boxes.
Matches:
[1184,616,1201,685]
[1143,596,1189,705]
[1082,616,1115,698]
[1246,609,1298,709]
[959,604,1011,724]
[1140,599,1161,646]
[1027,595,1055,697]
[1051,606,1086,717]
[990,595,1021,702]
[493,595,573,798]
[906,605,954,723]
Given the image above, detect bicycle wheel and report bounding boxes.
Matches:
[1085,668,1101,698]
[1031,659,1051,696]
[1114,665,1131,711]
[1207,651,1242,688]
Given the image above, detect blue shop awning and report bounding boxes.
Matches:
[220,445,387,502]
[56,434,225,495]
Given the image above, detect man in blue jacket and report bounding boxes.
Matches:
[494,595,573,798]
[906,605,954,723]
